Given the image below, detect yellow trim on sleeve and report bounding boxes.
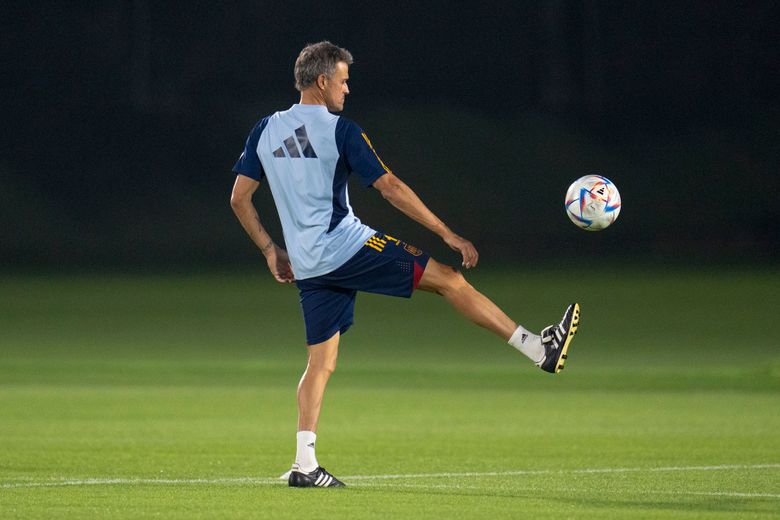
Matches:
[361,132,391,173]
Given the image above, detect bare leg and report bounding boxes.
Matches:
[418,258,516,341]
[297,332,340,432]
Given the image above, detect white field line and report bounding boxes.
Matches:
[349,482,481,491]
[0,477,281,489]
[2,463,778,491]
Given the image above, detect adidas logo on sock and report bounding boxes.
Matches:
[273,125,317,158]
[521,333,528,343]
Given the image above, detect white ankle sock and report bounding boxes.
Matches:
[508,325,544,364]
[295,431,318,473]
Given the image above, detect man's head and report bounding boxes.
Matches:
[295,41,353,112]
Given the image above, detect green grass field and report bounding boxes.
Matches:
[1,269,779,518]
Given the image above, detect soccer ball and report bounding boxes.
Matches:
[565,175,621,231]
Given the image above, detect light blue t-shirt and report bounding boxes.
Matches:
[232,104,390,279]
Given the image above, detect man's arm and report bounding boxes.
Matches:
[230,174,295,283]
[372,172,479,269]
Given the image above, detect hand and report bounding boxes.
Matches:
[265,245,296,283]
[443,232,479,269]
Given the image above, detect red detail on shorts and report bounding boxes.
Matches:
[413,260,425,290]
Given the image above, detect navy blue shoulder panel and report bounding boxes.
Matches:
[334,116,352,155]
[232,115,272,181]
[335,117,389,188]
[329,118,352,232]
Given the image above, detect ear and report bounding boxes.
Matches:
[317,74,328,90]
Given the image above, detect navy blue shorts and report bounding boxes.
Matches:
[296,232,431,345]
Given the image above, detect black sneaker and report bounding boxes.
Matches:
[288,465,346,488]
[539,303,580,373]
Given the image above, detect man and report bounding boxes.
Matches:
[231,41,580,488]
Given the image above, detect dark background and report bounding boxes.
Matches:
[1,1,777,271]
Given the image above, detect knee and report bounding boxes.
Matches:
[439,266,469,294]
[419,259,471,295]
[308,357,337,376]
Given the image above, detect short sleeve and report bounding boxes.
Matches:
[336,118,391,187]
[232,117,270,181]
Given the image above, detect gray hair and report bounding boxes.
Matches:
[294,41,353,91]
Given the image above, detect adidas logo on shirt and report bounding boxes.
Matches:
[273,125,318,158]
